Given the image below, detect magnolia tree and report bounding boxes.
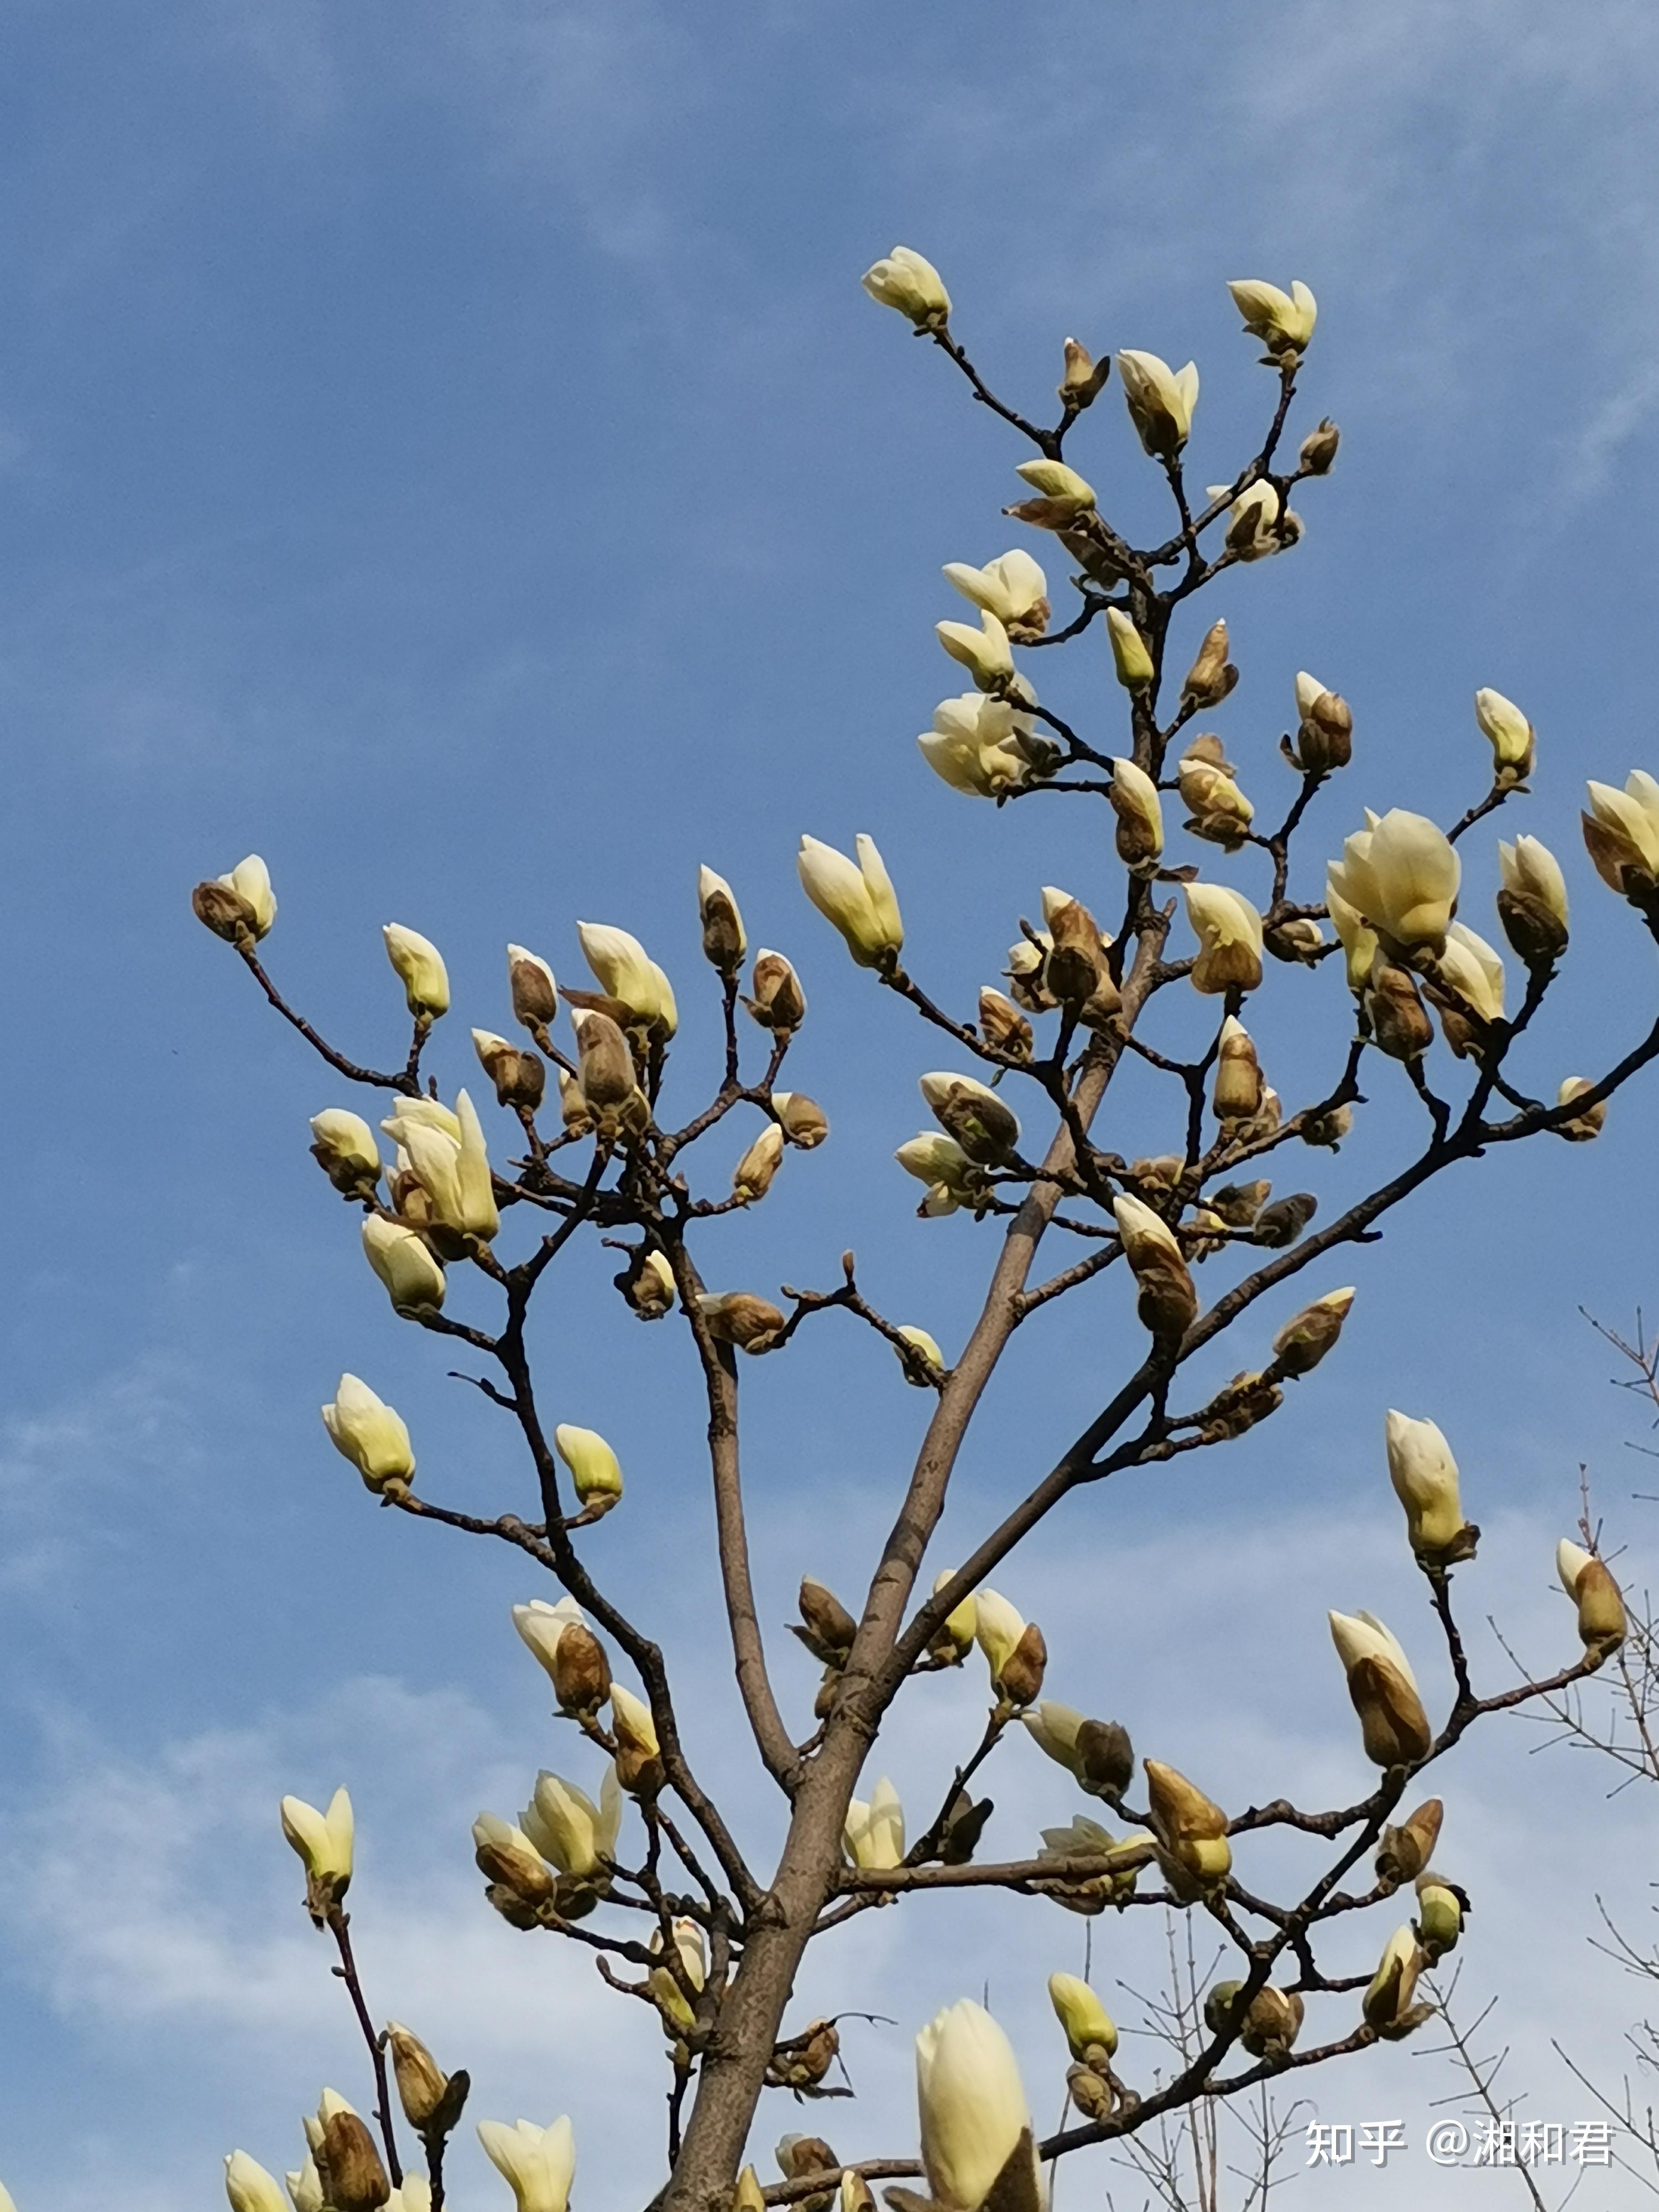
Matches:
[143,252,1659,2212]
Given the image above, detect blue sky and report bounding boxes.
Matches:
[4,1,1659,2205]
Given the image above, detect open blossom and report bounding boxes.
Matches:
[936,608,1015,692]
[522,1765,623,1878]
[1583,770,1659,894]
[476,2116,576,2212]
[918,693,1035,798]
[942,549,1048,635]
[1117,348,1199,455]
[1227,278,1317,351]
[1327,809,1459,951]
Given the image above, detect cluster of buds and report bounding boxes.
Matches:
[473,1753,625,1927]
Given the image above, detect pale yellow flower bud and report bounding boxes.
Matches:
[797,834,903,968]
[1474,687,1535,782]
[1106,608,1155,691]
[843,1776,905,1870]
[383,924,450,1020]
[321,1375,415,1495]
[362,1215,446,1316]
[1558,1538,1626,1661]
[577,922,677,1036]
[895,1324,945,1384]
[1385,1410,1472,1563]
[1583,770,1659,897]
[861,246,950,327]
[1014,458,1096,508]
[225,2150,289,2212]
[310,1109,382,1196]
[1048,1973,1118,2062]
[193,854,278,942]
[554,1423,623,1510]
[915,2001,1038,2212]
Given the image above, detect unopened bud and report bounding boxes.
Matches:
[1364,959,1433,1062]
[697,1291,786,1353]
[1474,688,1535,786]
[1048,1971,1118,2064]
[316,2112,390,2212]
[1044,892,1114,1015]
[192,855,276,944]
[1114,1194,1198,1349]
[1067,2063,1114,2122]
[895,1324,945,1385]
[472,1813,556,1911]
[472,1030,546,1113]
[1107,608,1155,692]
[385,2022,462,2133]
[1271,1287,1355,1376]
[1181,619,1238,709]
[1265,915,1326,963]
[507,945,559,1030]
[698,867,747,975]
[1364,1926,1431,2040]
[794,1577,857,1666]
[771,1092,829,1148]
[553,1622,612,1715]
[1298,418,1340,473]
[977,987,1033,1061]
[733,1122,786,1203]
[1300,1102,1353,1149]
[1108,755,1165,873]
[1556,1077,1606,1142]
[1558,1538,1626,1663]
[620,1247,677,1319]
[310,1110,382,1198]
[920,1071,1021,1166]
[1212,1016,1262,1123]
[733,2166,766,2212]
[997,1620,1048,1708]
[1210,1181,1270,1227]
[1329,1611,1433,1768]
[746,950,806,1034]
[573,1009,639,1119]
[1252,1191,1317,1248]
[1059,337,1110,407]
[1145,1759,1231,1890]
[1288,672,1352,774]
[1377,1799,1443,1885]
[1074,1718,1135,1802]
[1415,1873,1465,1961]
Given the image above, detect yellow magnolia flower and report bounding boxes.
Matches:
[861,246,950,327]
[321,1375,415,1494]
[797,834,903,967]
[1226,278,1317,351]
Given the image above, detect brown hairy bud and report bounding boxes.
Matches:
[772,1092,829,1148]
[1006,493,1093,530]
[838,2177,877,2212]
[996,1621,1048,1708]
[1076,1718,1135,1803]
[1196,1369,1284,1439]
[474,1827,557,1911]
[1044,897,1112,1013]
[978,987,1033,1062]
[1300,1102,1353,1149]
[1252,1192,1317,1248]
[792,1577,857,1666]
[1209,1180,1269,1227]
[475,1034,546,1112]
[509,952,559,1029]
[317,2112,390,2212]
[1059,336,1111,408]
[1377,1798,1443,1886]
[552,1621,611,1716]
[1365,959,1433,1061]
[1287,684,1353,775]
[1212,1020,1262,1123]
[698,878,746,976]
[1299,417,1340,474]
[925,1074,1021,1166]
[1264,915,1326,963]
[1067,2063,1115,2122]
[192,879,257,941]
[745,951,806,1034]
[1270,1287,1354,1376]
[1496,886,1569,968]
[1347,1654,1433,1768]
[766,2019,840,2094]
[1181,619,1239,710]
[938,1788,994,1865]
[573,1009,637,1114]
[385,2021,458,2132]
[698,1291,786,1352]
[1145,1759,1231,1892]
[556,1067,594,1136]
